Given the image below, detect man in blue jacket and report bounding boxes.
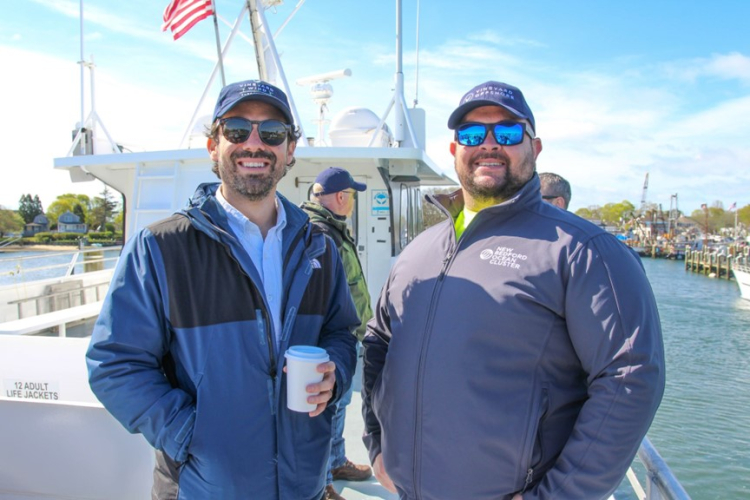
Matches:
[362,81,665,499]
[87,80,359,499]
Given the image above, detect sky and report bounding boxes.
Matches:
[1,0,750,215]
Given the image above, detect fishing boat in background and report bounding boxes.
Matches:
[733,262,750,300]
[0,1,690,499]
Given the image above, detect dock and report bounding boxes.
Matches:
[684,246,749,280]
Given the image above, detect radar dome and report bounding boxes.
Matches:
[329,107,393,147]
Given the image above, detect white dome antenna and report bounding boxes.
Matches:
[296,69,352,146]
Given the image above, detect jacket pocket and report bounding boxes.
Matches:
[519,386,549,492]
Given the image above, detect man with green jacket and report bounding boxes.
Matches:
[302,167,373,500]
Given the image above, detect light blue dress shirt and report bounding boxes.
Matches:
[216,188,286,352]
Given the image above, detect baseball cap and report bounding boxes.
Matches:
[447,81,535,133]
[314,167,366,195]
[212,79,294,125]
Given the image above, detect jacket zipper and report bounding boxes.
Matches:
[413,223,460,497]
[192,211,279,404]
[185,209,280,387]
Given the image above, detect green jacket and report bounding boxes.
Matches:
[301,201,373,341]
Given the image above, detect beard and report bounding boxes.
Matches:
[455,146,536,205]
[218,149,288,202]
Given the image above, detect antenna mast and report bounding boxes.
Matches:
[68,0,119,158]
[368,0,420,148]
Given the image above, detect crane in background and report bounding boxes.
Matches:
[667,194,679,237]
[639,172,649,214]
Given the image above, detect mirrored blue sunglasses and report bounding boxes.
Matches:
[455,121,534,147]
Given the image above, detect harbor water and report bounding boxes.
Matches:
[616,258,750,499]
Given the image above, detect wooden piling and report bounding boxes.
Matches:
[684,246,749,280]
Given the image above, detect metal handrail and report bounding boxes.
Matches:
[626,436,692,500]
[0,237,22,248]
[1,246,122,278]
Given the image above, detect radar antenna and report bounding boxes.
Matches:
[296,69,352,146]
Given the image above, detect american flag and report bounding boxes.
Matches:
[701,203,708,210]
[162,0,213,41]
[729,202,737,211]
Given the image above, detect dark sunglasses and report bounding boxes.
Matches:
[455,121,534,147]
[219,117,290,146]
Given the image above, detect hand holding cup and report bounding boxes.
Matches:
[284,346,336,417]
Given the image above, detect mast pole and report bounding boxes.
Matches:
[247,0,268,81]
[211,5,226,87]
[79,0,86,153]
[394,0,405,144]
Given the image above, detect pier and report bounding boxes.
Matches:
[684,246,749,280]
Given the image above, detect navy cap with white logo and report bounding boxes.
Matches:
[212,79,294,125]
[447,81,535,133]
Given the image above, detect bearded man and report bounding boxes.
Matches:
[361,81,665,500]
[87,80,358,499]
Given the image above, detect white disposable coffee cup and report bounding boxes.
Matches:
[284,345,330,412]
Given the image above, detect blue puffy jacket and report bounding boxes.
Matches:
[87,183,358,499]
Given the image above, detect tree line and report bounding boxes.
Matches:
[421,187,748,236]
[0,188,122,238]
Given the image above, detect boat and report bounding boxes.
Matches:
[0,2,690,499]
[733,262,750,300]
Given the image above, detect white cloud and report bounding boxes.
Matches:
[661,52,750,85]
[0,45,205,209]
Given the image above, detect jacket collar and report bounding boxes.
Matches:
[185,182,311,247]
[428,173,542,220]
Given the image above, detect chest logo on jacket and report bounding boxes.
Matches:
[480,246,528,269]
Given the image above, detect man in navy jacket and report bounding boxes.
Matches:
[87,80,358,499]
[362,81,665,500]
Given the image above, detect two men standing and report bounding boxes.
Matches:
[88,77,664,500]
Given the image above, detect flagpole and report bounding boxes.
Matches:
[211,1,226,87]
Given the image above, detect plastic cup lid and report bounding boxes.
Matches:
[284,345,328,360]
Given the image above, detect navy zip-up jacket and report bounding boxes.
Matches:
[87,183,358,499]
[362,175,665,500]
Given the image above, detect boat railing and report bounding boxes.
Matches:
[8,280,111,319]
[0,236,22,249]
[1,246,122,280]
[623,436,692,500]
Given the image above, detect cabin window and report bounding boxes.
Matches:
[399,184,422,249]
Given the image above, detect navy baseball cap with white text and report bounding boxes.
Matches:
[447,81,535,133]
[212,80,294,125]
[314,167,366,195]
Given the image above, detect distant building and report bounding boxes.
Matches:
[23,214,49,237]
[57,211,87,234]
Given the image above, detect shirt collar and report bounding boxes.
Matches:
[216,187,287,239]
